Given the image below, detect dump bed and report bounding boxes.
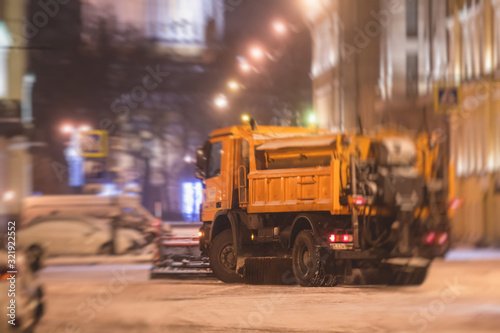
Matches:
[246,135,345,215]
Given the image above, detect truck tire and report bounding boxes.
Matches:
[209,230,244,283]
[292,230,332,287]
[387,266,428,286]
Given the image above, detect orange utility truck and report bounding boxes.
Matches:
[196,121,451,286]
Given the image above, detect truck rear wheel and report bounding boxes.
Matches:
[292,230,334,287]
[387,266,429,286]
[209,230,244,283]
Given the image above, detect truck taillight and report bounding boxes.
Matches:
[449,198,464,210]
[353,196,367,206]
[424,231,449,246]
[329,234,353,243]
[425,231,436,245]
[437,232,449,246]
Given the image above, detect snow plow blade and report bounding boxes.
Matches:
[150,223,214,279]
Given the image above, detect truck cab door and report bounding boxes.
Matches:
[201,137,234,222]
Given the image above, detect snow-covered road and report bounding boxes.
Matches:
[36,254,500,333]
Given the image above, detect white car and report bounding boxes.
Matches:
[1,249,44,333]
[17,216,147,260]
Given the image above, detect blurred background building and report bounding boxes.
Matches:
[26,0,311,222]
[0,0,37,227]
[80,0,225,60]
[55,0,227,220]
[305,0,500,246]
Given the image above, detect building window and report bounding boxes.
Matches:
[407,54,419,97]
[406,0,418,37]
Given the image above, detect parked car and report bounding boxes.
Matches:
[17,215,147,260]
[21,195,168,243]
[1,249,44,333]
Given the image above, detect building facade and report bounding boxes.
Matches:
[305,0,500,246]
[78,0,226,220]
[0,0,36,225]
[81,0,225,60]
[446,0,500,246]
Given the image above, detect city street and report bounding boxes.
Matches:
[36,252,500,333]
[2,1,500,333]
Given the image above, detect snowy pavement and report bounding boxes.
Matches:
[33,252,500,333]
[41,247,500,267]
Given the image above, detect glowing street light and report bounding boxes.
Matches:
[241,114,251,123]
[308,112,318,126]
[61,124,75,134]
[303,0,323,9]
[240,62,252,72]
[250,46,265,60]
[2,190,15,202]
[61,124,93,134]
[228,80,242,91]
[184,155,193,163]
[79,125,92,132]
[214,94,229,109]
[273,21,287,35]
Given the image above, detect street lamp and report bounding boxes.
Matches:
[79,125,92,132]
[228,80,241,91]
[2,190,15,202]
[214,94,229,109]
[240,62,252,72]
[250,46,265,60]
[61,124,92,135]
[308,112,318,127]
[273,21,287,35]
[61,124,75,134]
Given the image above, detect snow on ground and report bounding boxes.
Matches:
[34,257,500,333]
[445,248,500,262]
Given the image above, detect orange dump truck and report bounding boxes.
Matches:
[196,123,451,286]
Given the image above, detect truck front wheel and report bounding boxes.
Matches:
[293,230,334,287]
[209,230,244,283]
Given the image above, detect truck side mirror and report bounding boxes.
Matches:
[195,168,206,180]
[195,145,207,179]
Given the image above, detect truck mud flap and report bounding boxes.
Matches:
[243,257,297,285]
